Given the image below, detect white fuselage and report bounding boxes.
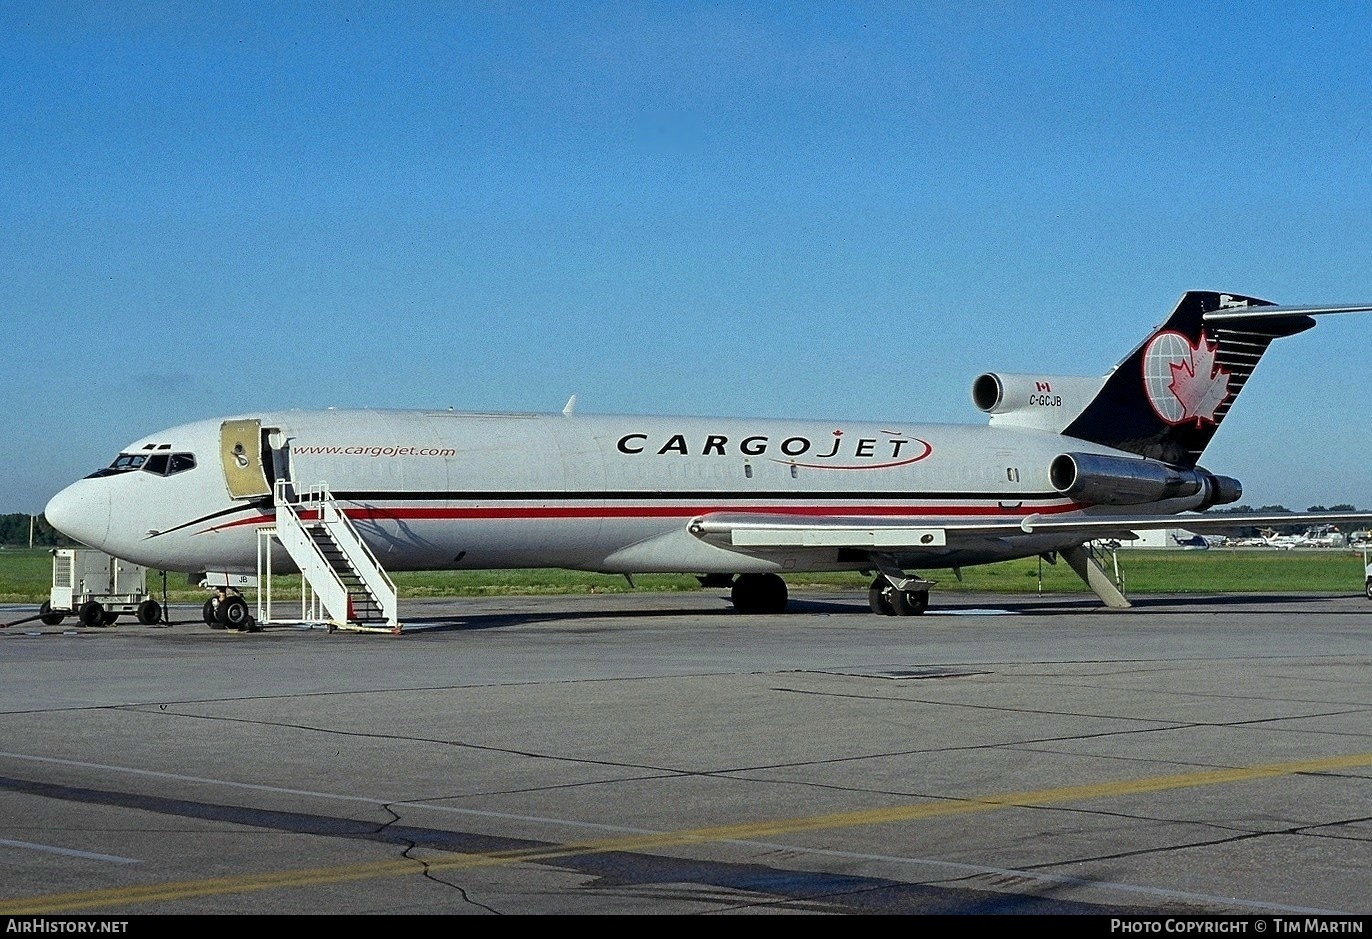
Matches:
[43,408,1204,577]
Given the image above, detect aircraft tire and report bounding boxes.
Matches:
[137,599,162,625]
[38,601,65,626]
[730,573,788,614]
[204,598,226,629]
[216,596,252,630]
[1366,578,1371,601]
[892,589,929,616]
[868,578,896,615]
[78,601,106,628]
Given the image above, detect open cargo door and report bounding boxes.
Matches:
[220,419,272,500]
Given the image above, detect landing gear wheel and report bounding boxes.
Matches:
[730,573,789,614]
[137,599,162,625]
[38,601,65,626]
[868,578,896,616]
[204,598,226,629]
[216,595,253,631]
[891,589,929,616]
[78,601,106,628]
[1366,578,1371,601]
[868,577,929,616]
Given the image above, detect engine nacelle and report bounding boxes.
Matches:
[1051,452,1242,509]
[1204,474,1243,508]
[972,373,1106,433]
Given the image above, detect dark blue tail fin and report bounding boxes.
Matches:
[1062,291,1314,466]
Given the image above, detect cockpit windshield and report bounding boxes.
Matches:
[85,452,197,479]
[86,454,146,477]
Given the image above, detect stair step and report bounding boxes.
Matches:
[275,495,396,629]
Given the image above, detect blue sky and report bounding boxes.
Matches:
[3,3,1370,513]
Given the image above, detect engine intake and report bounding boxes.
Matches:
[1051,452,1242,509]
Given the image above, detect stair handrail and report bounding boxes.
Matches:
[318,495,398,629]
[274,480,399,630]
[272,489,351,625]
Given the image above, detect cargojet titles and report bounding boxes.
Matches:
[615,429,934,470]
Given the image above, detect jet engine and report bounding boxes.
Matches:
[1050,452,1242,509]
[971,373,1107,433]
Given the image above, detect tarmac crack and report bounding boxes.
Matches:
[37,700,1372,814]
[378,802,504,915]
[115,706,698,777]
[977,671,1372,709]
[775,682,1371,727]
[1005,809,1372,875]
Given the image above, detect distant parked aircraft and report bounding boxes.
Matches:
[1170,531,1210,550]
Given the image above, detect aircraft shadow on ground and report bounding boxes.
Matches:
[20,587,1365,635]
[379,590,1372,633]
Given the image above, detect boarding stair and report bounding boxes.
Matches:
[263,481,400,633]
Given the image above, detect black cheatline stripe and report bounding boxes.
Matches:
[331,489,1064,503]
[145,500,272,540]
[152,490,1072,540]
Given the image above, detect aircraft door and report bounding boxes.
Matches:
[264,429,294,501]
[219,419,272,500]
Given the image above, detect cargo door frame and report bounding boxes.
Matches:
[219,419,294,502]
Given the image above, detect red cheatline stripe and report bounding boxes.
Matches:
[205,501,1086,534]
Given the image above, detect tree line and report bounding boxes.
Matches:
[0,514,77,547]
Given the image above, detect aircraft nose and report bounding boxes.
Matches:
[44,481,111,549]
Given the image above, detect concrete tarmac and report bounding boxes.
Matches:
[0,589,1369,916]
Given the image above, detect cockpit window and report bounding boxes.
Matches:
[142,452,197,477]
[84,452,196,479]
[84,454,147,478]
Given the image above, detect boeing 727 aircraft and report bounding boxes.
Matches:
[43,291,1372,628]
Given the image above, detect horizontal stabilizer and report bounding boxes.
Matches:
[1204,302,1372,322]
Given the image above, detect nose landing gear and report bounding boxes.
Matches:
[204,588,261,632]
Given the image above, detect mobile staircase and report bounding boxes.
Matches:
[257,481,401,633]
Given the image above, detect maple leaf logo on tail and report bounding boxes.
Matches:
[1142,330,1233,426]
[1167,334,1231,426]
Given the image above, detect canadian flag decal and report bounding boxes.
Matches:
[1142,331,1233,427]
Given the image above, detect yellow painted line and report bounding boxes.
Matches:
[4,751,1370,914]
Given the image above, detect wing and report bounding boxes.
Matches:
[688,510,1372,554]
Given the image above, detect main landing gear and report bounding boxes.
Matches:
[720,568,933,616]
[867,576,930,616]
[729,573,789,614]
[866,554,935,616]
